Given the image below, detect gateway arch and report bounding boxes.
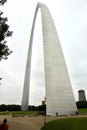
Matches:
[21,3,77,116]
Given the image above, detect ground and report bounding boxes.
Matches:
[0,115,87,130]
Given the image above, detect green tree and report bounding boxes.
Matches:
[0,0,6,5]
[0,0,13,61]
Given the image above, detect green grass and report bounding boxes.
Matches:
[0,111,36,116]
[0,112,9,115]
[41,117,87,130]
[0,108,87,115]
[78,108,87,114]
[12,111,36,115]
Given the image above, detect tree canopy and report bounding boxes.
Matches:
[0,0,7,5]
[0,0,13,61]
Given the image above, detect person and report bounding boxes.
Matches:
[0,119,9,130]
[0,123,1,129]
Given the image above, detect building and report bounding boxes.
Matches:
[78,90,86,101]
[42,100,45,105]
[21,3,77,116]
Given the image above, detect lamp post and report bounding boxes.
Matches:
[0,78,2,85]
[44,115,46,125]
[44,96,46,125]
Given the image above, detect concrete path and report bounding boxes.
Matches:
[0,115,63,130]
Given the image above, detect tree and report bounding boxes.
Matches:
[0,0,13,61]
[0,0,7,5]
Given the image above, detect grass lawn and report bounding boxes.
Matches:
[0,108,87,116]
[78,108,87,114]
[0,111,36,116]
[41,117,87,130]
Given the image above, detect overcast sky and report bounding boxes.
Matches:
[0,0,87,106]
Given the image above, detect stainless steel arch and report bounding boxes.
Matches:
[21,3,77,115]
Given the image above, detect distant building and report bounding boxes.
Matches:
[78,90,86,101]
[42,100,45,105]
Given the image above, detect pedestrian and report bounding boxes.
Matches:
[0,119,9,130]
[0,122,2,129]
